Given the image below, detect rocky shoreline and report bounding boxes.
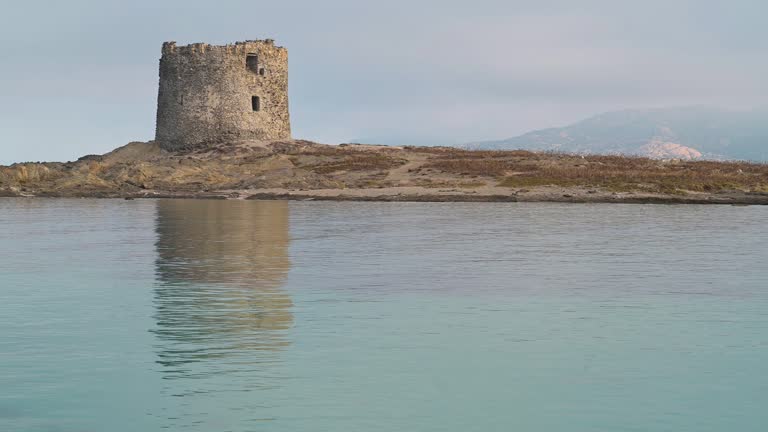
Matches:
[5,189,766,205]
[3,140,768,205]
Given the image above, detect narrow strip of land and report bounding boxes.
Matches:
[2,140,767,204]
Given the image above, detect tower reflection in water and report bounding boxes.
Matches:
[152,200,292,380]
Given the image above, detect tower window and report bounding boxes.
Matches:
[246,54,259,73]
[251,96,261,112]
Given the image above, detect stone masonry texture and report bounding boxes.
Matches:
[155,40,291,151]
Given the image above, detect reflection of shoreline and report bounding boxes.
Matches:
[152,200,293,373]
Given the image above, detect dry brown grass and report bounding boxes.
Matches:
[299,154,407,174]
[410,178,488,189]
[285,146,354,157]
[421,151,768,193]
[283,143,402,157]
[422,158,537,177]
[405,146,534,158]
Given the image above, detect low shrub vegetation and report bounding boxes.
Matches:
[302,154,407,174]
[421,151,768,193]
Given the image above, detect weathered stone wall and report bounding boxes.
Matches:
[155,40,291,151]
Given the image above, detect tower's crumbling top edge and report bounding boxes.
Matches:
[161,39,285,55]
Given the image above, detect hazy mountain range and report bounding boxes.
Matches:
[464,107,768,161]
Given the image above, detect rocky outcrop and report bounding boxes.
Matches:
[639,140,703,160]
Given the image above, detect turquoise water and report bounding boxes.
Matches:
[2,199,768,431]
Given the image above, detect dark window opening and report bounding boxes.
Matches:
[246,54,259,73]
[251,96,261,112]
[258,67,266,76]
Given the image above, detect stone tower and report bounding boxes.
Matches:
[155,40,290,151]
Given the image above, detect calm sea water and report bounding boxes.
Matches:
[1,199,767,431]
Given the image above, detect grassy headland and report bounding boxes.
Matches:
[2,140,767,204]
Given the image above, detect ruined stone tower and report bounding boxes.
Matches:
[155,40,290,151]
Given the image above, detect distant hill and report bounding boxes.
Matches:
[464,107,768,161]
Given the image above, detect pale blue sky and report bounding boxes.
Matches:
[1,0,767,163]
